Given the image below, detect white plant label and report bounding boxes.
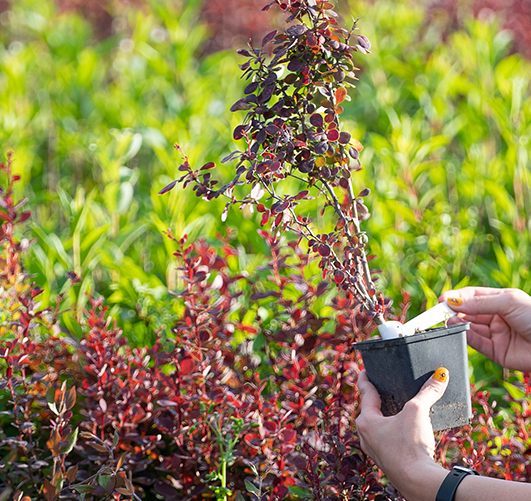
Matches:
[377,301,457,340]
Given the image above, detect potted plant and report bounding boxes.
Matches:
[160,0,471,431]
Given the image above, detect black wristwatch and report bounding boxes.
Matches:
[435,466,479,501]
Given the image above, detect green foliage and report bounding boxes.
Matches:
[347,0,531,318]
[3,0,531,367]
[1,0,253,339]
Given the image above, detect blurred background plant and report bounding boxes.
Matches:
[1,0,531,497]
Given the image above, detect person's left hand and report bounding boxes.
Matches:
[355,369,449,500]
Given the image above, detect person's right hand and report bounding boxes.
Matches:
[439,287,531,372]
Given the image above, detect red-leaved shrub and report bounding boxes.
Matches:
[3,148,531,501]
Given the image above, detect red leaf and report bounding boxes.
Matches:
[230,98,251,112]
[0,211,11,222]
[237,324,258,334]
[263,421,277,432]
[256,203,266,213]
[351,138,364,151]
[179,356,194,374]
[306,33,318,47]
[201,161,215,170]
[282,429,297,443]
[294,190,309,200]
[17,211,31,223]
[261,210,270,226]
[358,35,371,50]
[334,269,345,284]
[43,479,57,501]
[326,129,339,142]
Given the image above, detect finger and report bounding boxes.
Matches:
[357,370,383,415]
[446,321,495,354]
[456,313,495,325]
[446,314,467,326]
[408,367,449,411]
[440,287,505,303]
[441,287,528,316]
[466,329,494,359]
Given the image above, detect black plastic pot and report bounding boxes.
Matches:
[354,323,472,431]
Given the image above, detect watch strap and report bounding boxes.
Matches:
[436,466,479,501]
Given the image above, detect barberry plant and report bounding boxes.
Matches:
[4,150,531,499]
[160,0,387,324]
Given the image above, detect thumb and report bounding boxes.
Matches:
[410,367,449,410]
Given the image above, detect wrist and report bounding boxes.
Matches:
[396,460,447,501]
[436,466,479,501]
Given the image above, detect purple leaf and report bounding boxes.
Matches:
[158,180,177,195]
[244,82,259,94]
[286,24,306,36]
[287,59,304,72]
[221,151,241,163]
[357,35,371,50]
[314,141,328,155]
[230,99,251,112]
[262,30,277,46]
[310,114,324,128]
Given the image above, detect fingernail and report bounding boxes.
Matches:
[448,297,463,306]
[433,367,449,383]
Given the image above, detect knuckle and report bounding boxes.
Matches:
[430,383,445,396]
[405,399,423,413]
[507,288,528,302]
[356,416,371,436]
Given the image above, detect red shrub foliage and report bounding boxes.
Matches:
[437,378,531,481]
[73,227,391,499]
[3,150,531,501]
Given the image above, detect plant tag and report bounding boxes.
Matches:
[377,301,457,339]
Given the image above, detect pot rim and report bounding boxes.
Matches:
[354,322,470,351]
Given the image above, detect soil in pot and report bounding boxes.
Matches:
[355,323,472,431]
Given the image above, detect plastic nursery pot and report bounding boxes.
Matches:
[354,323,472,432]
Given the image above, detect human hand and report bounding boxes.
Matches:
[355,369,448,501]
[440,287,531,371]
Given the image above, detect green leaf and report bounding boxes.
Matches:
[73,484,95,494]
[504,381,525,400]
[288,486,313,498]
[113,431,120,448]
[98,473,112,489]
[46,385,55,405]
[47,391,59,416]
[244,480,259,496]
[60,427,79,455]
[235,492,247,501]
[252,332,266,351]
[417,277,438,310]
